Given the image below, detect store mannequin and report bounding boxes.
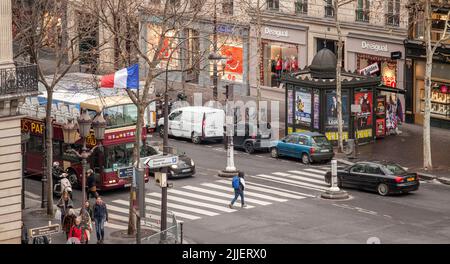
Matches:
[283,56,290,72]
[290,56,298,72]
[275,54,282,77]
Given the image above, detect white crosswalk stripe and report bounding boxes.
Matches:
[215,180,308,199]
[168,189,256,209]
[287,170,328,182]
[283,173,330,186]
[254,174,328,191]
[145,197,219,216]
[182,186,272,206]
[200,183,288,203]
[304,168,328,175]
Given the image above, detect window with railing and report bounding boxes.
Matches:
[295,0,307,15]
[267,0,279,11]
[325,0,334,18]
[385,0,400,26]
[222,0,233,15]
[355,0,370,22]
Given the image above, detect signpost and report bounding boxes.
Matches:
[29,223,60,238]
[359,63,379,76]
[118,166,134,178]
[144,155,178,169]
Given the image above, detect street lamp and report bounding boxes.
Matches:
[63,111,106,219]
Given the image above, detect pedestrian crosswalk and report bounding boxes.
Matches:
[105,166,332,230]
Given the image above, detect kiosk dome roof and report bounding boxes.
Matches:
[309,48,337,76]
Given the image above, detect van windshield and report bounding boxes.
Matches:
[312,136,330,147]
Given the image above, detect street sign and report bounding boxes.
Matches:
[118,166,134,178]
[29,224,60,238]
[391,51,402,60]
[351,104,362,113]
[155,172,167,187]
[145,155,178,169]
[359,63,379,75]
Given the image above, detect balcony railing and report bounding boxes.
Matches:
[356,9,370,22]
[385,13,400,27]
[0,63,38,97]
[295,1,307,15]
[325,5,334,18]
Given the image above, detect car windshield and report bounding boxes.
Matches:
[384,164,407,175]
[312,136,329,146]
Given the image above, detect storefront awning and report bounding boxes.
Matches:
[376,85,405,94]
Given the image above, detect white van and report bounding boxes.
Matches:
[158,106,225,144]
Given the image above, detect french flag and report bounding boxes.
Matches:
[100,64,139,89]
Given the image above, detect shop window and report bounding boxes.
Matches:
[185,29,200,83]
[222,0,233,15]
[356,0,370,23]
[295,0,307,15]
[357,54,397,88]
[267,0,279,11]
[385,0,400,26]
[28,135,44,152]
[211,34,244,83]
[324,0,334,18]
[262,41,299,88]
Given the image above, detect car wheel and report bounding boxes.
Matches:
[68,172,78,188]
[271,148,279,158]
[244,142,255,154]
[159,126,164,138]
[377,183,389,196]
[301,153,310,165]
[191,133,201,144]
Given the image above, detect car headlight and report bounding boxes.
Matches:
[171,164,178,169]
[191,160,195,166]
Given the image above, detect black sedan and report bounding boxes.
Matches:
[144,144,195,179]
[325,161,419,196]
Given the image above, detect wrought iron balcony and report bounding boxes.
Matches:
[0,62,38,98]
[385,13,400,27]
[356,9,370,23]
[324,5,334,18]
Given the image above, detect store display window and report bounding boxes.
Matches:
[211,34,244,83]
[147,25,178,69]
[357,54,397,88]
[262,41,299,88]
[418,81,450,120]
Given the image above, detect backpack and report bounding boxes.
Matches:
[232,176,240,190]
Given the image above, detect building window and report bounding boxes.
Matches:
[385,0,400,26]
[324,0,334,18]
[222,0,233,15]
[295,0,307,15]
[261,41,299,88]
[267,0,279,11]
[356,0,370,22]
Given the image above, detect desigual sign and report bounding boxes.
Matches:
[264,27,289,38]
[361,41,388,52]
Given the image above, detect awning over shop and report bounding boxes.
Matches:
[376,85,406,94]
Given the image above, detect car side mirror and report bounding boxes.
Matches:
[281,139,286,143]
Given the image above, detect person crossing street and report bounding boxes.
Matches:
[229,172,246,208]
[93,196,108,244]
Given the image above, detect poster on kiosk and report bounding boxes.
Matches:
[375,96,386,138]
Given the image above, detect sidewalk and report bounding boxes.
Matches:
[334,123,450,183]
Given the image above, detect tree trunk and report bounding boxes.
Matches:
[256,0,261,125]
[423,0,432,170]
[335,2,344,152]
[45,89,54,216]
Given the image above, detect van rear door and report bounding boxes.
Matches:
[204,110,224,138]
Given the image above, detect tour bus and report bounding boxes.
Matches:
[21,92,158,191]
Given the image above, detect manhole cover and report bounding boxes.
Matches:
[110,228,157,238]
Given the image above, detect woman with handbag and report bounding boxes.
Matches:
[79,201,93,244]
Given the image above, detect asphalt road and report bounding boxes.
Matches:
[24,136,450,244]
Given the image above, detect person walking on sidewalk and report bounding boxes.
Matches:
[93,196,108,244]
[62,209,77,239]
[79,201,93,244]
[229,171,246,208]
[86,169,98,201]
[57,191,74,225]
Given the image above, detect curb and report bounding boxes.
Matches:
[335,158,355,166]
[437,177,450,185]
[417,172,437,181]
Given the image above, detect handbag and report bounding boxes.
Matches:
[89,186,97,192]
[54,208,62,221]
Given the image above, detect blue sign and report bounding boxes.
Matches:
[217,24,234,34]
[118,166,134,178]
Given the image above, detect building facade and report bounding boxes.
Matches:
[0,0,38,244]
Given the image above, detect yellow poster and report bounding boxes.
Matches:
[325,132,349,141]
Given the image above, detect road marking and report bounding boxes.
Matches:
[200,183,288,203]
[147,192,236,213]
[168,189,255,208]
[272,172,290,177]
[107,204,174,223]
[256,155,264,158]
[112,199,201,220]
[25,191,40,199]
[215,180,308,199]
[145,197,219,216]
[105,222,127,230]
[254,174,327,191]
[283,173,329,186]
[182,186,271,205]
[243,180,316,198]
[304,168,328,175]
[288,170,327,180]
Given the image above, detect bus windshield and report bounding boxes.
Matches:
[103,104,138,128]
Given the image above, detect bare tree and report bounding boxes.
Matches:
[13,0,101,215]
[91,0,215,235]
[409,0,449,170]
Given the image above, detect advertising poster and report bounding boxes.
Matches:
[325,92,349,130]
[375,96,386,116]
[295,90,312,126]
[354,91,373,130]
[220,45,243,82]
[313,90,320,130]
[287,90,294,124]
[376,118,386,137]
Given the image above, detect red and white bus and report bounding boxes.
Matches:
[21,94,157,191]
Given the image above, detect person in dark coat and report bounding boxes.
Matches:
[79,200,93,244]
[93,196,108,244]
[62,209,77,239]
[86,169,98,201]
[57,191,74,224]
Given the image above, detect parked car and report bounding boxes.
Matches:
[233,123,271,154]
[143,144,196,179]
[270,132,334,164]
[324,161,419,196]
[158,106,225,144]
